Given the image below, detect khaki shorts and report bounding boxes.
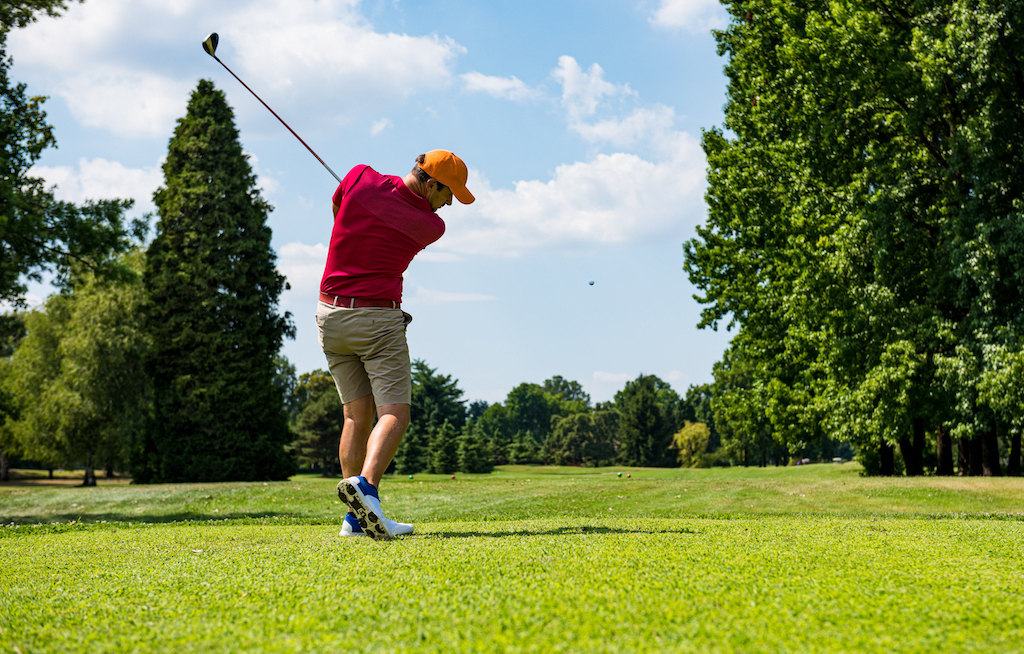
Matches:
[315,302,413,406]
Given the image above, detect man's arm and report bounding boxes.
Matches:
[332,202,339,219]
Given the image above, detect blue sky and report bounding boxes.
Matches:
[11,0,735,404]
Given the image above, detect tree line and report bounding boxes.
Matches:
[288,363,717,475]
[288,360,849,475]
[684,0,1024,476]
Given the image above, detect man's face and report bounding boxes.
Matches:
[426,180,453,212]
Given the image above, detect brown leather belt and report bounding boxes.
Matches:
[319,292,400,309]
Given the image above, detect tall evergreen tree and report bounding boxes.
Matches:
[136,79,295,483]
[292,390,341,476]
[410,359,467,434]
[457,419,493,474]
[394,422,429,475]
[428,420,459,474]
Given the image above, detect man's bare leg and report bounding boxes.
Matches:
[339,394,375,478]
[361,403,410,488]
[336,400,412,539]
[339,396,410,488]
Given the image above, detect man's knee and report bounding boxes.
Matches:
[377,403,410,430]
[343,394,376,427]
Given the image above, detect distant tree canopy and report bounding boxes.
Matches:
[547,411,618,467]
[0,0,139,308]
[684,0,1024,476]
[396,368,701,472]
[135,79,295,483]
[616,375,674,467]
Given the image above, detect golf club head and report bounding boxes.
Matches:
[202,32,219,58]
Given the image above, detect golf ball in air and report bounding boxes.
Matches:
[589,280,595,285]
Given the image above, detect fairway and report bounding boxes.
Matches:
[3,466,1024,653]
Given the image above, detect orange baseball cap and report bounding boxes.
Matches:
[419,150,475,204]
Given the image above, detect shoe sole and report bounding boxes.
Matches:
[337,479,393,541]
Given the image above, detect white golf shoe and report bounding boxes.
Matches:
[339,513,366,537]
[382,516,414,537]
[337,476,394,541]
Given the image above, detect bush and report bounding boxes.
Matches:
[673,421,711,468]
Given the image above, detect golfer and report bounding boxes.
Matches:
[318,150,475,540]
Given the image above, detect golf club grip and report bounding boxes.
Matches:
[214,56,342,184]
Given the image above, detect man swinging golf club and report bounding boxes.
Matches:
[319,150,474,540]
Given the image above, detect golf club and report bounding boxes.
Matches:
[202,32,342,184]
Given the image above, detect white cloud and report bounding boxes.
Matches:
[8,0,466,137]
[54,70,193,139]
[552,56,633,124]
[421,56,709,257]
[244,152,280,195]
[437,136,705,256]
[404,286,496,305]
[593,371,632,384]
[650,0,729,33]
[278,242,328,302]
[572,104,677,149]
[664,370,690,384]
[226,5,464,104]
[30,157,163,213]
[460,72,541,102]
[416,251,463,263]
[370,118,393,135]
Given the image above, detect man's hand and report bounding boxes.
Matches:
[332,202,340,219]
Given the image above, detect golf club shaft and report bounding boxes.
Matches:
[211,55,342,184]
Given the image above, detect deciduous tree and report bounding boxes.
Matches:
[685,0,1024,475]
[6,251,149,485]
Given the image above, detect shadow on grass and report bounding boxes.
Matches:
[1,511,309,526]
[423,525,700,539]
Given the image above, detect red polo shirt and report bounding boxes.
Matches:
[320,165,445,303]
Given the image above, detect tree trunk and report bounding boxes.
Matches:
[936,424,954,476]
[958,437,971,475]
[48,467,54,479]
[898,420,925,476]
[880,441,895,476]
[982,427,1002,477]
[970,437,984,476]
[0,448,8,482]
[897,438,915,476]
[83,452,97,487]
[1008,428,1022,477]
[105,463,115,480]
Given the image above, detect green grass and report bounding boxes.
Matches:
[2,464,1024,652]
